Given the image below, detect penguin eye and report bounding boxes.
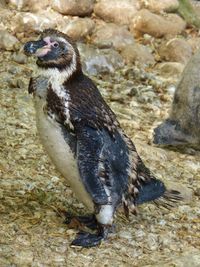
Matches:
[62,44,68,53]
[53,42,59,48]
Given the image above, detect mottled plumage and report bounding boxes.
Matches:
[24,29,181,247]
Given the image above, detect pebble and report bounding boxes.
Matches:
[91,23,134,51]
[0,30,19,51]
[194,187,200,196]
[58,17,95,41]
[156,62,185,77]
[158,38,192,64]
[7,0,49,12]
[78,43,124,75]
[118,231,133,240]
[140,0,179,13]
[12,52,27,64]
[120,43,155,66]
[52,0,94,16]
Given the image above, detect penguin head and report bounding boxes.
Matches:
[24,28,81,73]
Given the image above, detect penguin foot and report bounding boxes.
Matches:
[71,231,104,247]
[71,224,110,247]
[64,212,98,230]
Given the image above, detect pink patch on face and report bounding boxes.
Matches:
[43,36,52,45]
[35,37,54,57]
[35,47,51,57]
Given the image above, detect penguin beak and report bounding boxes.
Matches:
[24,39,51,57]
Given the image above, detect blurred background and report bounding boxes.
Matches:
[0,1,200,266]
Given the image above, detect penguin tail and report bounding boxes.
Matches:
[134,158,182,208]
[135,177,182,207]
[153,188,182,209]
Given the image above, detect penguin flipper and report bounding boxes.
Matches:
[76,125,109,206]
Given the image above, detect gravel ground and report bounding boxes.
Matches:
[0,52,200,267]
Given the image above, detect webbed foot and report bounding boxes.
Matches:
[71,231,104,247]
[71,225,109,248]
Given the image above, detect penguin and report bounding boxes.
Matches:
[24,29,181,247]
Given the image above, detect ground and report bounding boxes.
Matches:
[0,52,200,267]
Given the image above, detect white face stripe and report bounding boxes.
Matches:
[56,37,69,44]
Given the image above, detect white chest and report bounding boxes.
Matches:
[33,93,94,212]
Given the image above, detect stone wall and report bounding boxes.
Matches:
[0,0,199,75]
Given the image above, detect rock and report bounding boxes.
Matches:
[0,30,19,51]
[52,0,94,16]
[0,7,13,27]
[7,0,50,12]
[12,11,64,36]
[94,0,139,25]
[78,43,124,76]
[130,9,186,38]
[8,78,26,89]
[58,18,95,41]
[137,86,158,104]
[8,66,20,75]
[120,44,155,66]
[118,231,133,240]
[147,233,159,251]
[140,0,179,13]
[12,52,28,64]
[158,38,192,64]
[156,62,184,77]
[187,37,200,53]
[192,1,200,18]
[153,48,200,148]
[194,187,200,197]
[0,0,6,7]
[91,23,134,51]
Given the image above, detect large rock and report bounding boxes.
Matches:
[7,0,50,12]
[187,37,200,53]
[120,44,155,66]
[91,23,134,51]
[153,48,200,148]
[140,0,179,13]
[52,0,94,16]
[58,18,95,41]
[0,7,14,29]
[78,43,124,76]
[0,30,19,51]
[158,38,192,64]
[11,11,64,36]
[130,9,186,38]
[94,0,139,25]
[156,62,184,77]
[0,0,6,7]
